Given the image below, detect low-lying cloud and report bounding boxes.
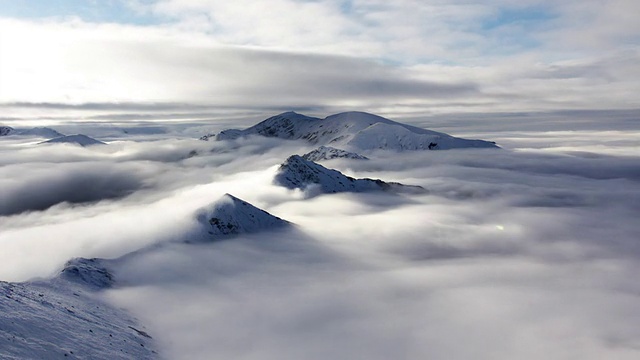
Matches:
[0,162,146,216]
[1,117,640,359]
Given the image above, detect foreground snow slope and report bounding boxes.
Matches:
[217,111,498,150]
[0,258,157,359]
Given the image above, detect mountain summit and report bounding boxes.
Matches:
[216,111,498,151]
[193,194,291,240]
[41,134,106,146]
[274,155,424,195]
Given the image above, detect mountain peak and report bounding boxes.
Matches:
[193,193,291,240]
[41,134,106,146]
[274,155,424,196]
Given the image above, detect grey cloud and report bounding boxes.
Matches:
[164,46,479,101]
[0,162,148,216]
[1,43,479,115]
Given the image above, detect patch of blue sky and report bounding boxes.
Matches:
[339,0,353,14]
[478,6,557,55]
[481,6,556,31]
[0,0,159,25]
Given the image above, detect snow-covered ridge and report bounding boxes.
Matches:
[274,155,424,195]
[216,111,498,151]
[192,193,291,241]
[1,259,157,359]
[16,127,65,138]
[41,134,106,146]
[1,126,65,138]
[302,146,369,161]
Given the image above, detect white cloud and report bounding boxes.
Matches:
[1,116,640,358]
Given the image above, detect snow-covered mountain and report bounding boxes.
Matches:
[16,127,65,138]
[274,155,424,195]
[1,258,157,359]
[41,134,106,146]
[192,194,291,240]
[0,126,14,136]
[302,146,369,161]
[216,111,498,151]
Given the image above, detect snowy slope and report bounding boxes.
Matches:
[274,155,424,195]
[0,258,157,359]
[344,122,494,150]
[16,127,65,138]
[216,111,498,150]
[302,146,369,161]
[41,134,106,146]
[0,126,14,136]
[192,194,291,240]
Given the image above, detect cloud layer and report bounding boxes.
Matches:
[1,115,639,359]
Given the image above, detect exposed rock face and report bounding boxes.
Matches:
[199,133,216,141]
[302,146,369,161]
[216,111,499,151]
[274,155,425,195]
[194,194,291,239]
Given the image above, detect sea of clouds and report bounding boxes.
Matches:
[1,113,639,359]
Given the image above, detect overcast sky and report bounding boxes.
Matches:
[0,0,639,120]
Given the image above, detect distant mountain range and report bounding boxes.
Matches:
[0,126,64,138]
[216,111,498,151]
